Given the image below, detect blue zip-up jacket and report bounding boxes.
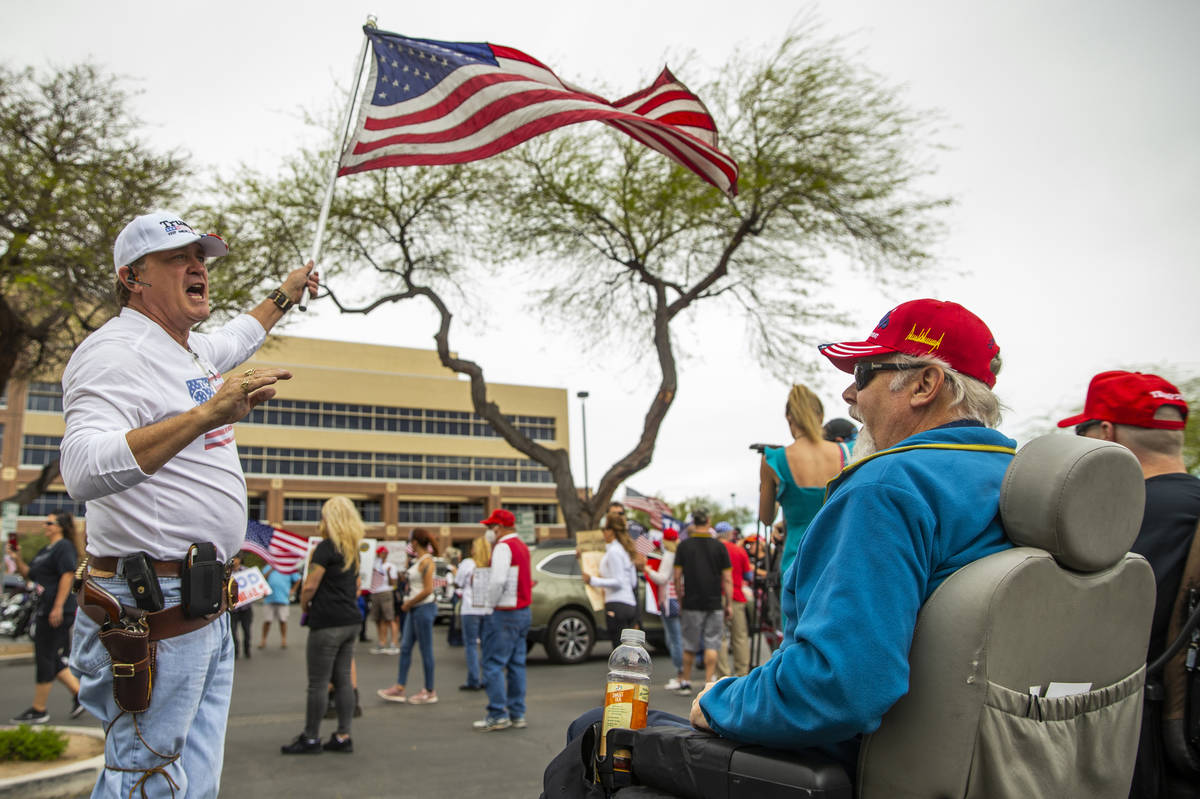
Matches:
[699,424,1017,764]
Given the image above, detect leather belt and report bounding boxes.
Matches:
[87,556,184,579]
[75,586,229,642]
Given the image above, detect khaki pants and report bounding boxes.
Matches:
[716,601,750,677]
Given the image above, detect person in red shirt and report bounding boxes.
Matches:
[716,522,752,677]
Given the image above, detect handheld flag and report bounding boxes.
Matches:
[624,487,673,530]
[243,520,310,575]
[338,27,739,195]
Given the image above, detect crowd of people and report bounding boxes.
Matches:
[1,208,1196,799]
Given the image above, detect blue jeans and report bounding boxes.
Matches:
[397,601,436,691]
[662,612,684,674]
[71,576,233,799]
[482,606,531,721]
[461,613,489,688]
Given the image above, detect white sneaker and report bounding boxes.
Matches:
[369,646,385,655]
[664,677,683,691]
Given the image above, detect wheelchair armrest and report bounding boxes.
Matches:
[629,726,852,799]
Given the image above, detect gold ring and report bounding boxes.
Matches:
[240,379,251,394]
[243,369,254,377]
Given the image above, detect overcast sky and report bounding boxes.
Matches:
[4,0,1198,511]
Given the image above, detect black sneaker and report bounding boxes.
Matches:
[70,696,86,720]
[323,734,353,753]
[281,734,322,755]
[10,707,50,724]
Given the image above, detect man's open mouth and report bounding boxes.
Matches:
[186,282,206,298]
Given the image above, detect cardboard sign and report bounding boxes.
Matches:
[574,530,607,612]
[232,566,270,609]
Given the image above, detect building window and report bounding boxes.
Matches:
[246,496,265,522]
[503,503,559,525]
[21,491,86,518]
[283,498,326,524]
[24,382,64,413]
[396,501,485,525]
[244,397,556,441]
[240,446,552,484]
[354,499,382,524]
[21,435,61,467]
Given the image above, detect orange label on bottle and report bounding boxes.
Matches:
[631,683,649,729]
[601,681,641,757]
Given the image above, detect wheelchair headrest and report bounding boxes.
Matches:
[1000,434,1145,572]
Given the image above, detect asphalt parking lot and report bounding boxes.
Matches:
[1,619,698,797]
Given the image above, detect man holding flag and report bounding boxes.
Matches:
[60,210,317,797]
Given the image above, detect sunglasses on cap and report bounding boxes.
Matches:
[853,361,922,391]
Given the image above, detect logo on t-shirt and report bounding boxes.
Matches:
[186,376,234,450]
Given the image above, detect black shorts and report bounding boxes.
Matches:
[33,617,73,683]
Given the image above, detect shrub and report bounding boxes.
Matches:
[0,724,68,761]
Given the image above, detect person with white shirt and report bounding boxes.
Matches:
[60,210,317,797]
[368,547,400,655]
[455,535,494,691]
[582,511,640,649]
[473,509,532,732]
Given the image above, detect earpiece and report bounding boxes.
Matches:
[123,268,152,288]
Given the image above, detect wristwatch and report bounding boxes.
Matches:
[267,288,294,313]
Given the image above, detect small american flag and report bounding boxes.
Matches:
[624,488,673,530]
[243,520,310,575]
[337,27,739,195]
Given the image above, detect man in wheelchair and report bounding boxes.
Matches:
[550,299,1156,799]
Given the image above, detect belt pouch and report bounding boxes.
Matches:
[181,542,223,618]
[99,624,156,713]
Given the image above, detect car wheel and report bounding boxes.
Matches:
[546,608,594,665]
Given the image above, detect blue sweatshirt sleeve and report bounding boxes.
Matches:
[699,480,936,748]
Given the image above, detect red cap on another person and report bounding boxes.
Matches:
[375,545,388,558]
[1057,371,1188,431]
[819,299,1001,388]
[480,508,516,528]
[663,528,679,542]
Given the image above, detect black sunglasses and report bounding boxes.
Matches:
[1074,420,1103,437]
[853,362,922,391]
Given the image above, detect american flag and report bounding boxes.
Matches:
[629,521,656,557]
[624,487,673,530]
[337,27,739,196]
[243,520,310,575]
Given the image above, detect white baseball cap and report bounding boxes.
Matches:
[113,211,229,275]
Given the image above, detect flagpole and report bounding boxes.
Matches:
[299,15,376,311]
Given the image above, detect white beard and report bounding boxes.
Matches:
[850,425,877,460]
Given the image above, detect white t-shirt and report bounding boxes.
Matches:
[369,561,398,594]
[60,308,266,561]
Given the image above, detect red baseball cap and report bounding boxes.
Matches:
[480,509,516,528]
[819,299,1001,388]
[1057,371,1188,430]
[663,528,679,542]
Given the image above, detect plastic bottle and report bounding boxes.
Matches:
[600,628,652,758]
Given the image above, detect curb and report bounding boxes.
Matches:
[0,725,104,799]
